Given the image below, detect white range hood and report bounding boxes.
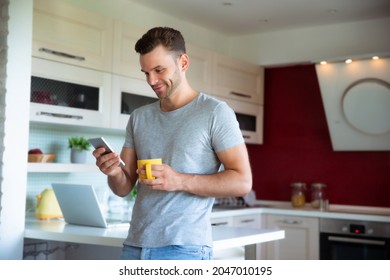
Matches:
[315,58,390,151]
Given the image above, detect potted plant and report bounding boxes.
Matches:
[68,136,91,163]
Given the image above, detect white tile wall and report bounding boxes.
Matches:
[26,125,129,211]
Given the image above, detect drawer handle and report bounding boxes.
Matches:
[37,111,83,120]
[278,219,302,225]
[230,91,251,99]
[211,222,228,226]
[239,219,255,223]
[39,48,85,61]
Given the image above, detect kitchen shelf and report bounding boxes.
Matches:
[27,163,98,173]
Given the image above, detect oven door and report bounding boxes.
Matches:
[320,232,390,260]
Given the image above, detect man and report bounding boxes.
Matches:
[92,27,252,260]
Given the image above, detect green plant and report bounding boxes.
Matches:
[130,182,138,199]
[68,136,91,151]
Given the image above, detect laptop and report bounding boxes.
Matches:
[51,183,129,228]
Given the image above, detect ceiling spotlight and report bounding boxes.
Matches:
[372,56,379,60]
[345,59,352,64]
[320,61,327,65]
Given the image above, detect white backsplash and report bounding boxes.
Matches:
[26,124,128,211]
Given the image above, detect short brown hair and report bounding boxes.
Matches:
[135,27,186,55]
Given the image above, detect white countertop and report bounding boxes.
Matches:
[211,201,390,223]
[24,201,389,260]
[24,217,285,251]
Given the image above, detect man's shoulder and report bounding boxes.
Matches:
[198,92,226,107]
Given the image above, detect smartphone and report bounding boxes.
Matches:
[88,137,125,167]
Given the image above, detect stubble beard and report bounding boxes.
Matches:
[160,68,182,101]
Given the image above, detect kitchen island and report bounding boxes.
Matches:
[24,217,284,260]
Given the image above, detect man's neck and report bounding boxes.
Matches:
[160,86,198,112]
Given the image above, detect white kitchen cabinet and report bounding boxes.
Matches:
[210,215,237,260]
[32,0,113,72]
[233,214,262,259]
[212,53,264,105]
[30,58,112,128]
[233,214,261,228]
[110,75,157,130]
[211,213,262,260]
[263,214,319,260]
[112,21,145,79]
[112,21,213,92]
[186,44,213,94]
[210,216,233,227]
[30,0,265,147]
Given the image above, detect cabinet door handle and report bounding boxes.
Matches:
[211,222,229,226]
[230,91,252,99]
[39,47,85,61]
[277,219,303,225]
[37,111,83,120]
[239,219,255,224]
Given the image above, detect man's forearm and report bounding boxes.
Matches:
[107,170,133,197]
[181,169,252,198]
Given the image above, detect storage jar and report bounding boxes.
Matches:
[290,182,306,207]
[310,183,327,209]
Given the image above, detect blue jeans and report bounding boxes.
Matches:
[120,245,213,260]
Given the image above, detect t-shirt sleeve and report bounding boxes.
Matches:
[123,113,135,148]
[210,102,244,153]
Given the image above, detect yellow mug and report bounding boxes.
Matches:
[137,158,162,180]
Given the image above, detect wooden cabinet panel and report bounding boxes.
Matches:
[213,53,264,105]
[30,58,111,128]
[110,75,156,130]
[211,214,262,260]
[33,0,113,72]
[112,21,145,79]
[233,214,261,228]
[264,214,319,260]
[186,44,213,94]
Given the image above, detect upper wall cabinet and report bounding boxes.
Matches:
[32,0,114,72]
[30,58,112,128]
[186,44,213,94]
[30,0,264,142]
[110,75,157,130]
[112,21,145,80]
[112,22,213,95]
[213,53,264,105]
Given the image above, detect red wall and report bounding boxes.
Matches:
[247,64,390,207]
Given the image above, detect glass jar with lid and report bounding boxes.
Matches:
[290,182,306,207]
[310,183,327,209]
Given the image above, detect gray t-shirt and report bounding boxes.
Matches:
[123,92,244,248]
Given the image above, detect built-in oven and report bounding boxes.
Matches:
[320,218,390,260]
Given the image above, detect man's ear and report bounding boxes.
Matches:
[180,54,190,71]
